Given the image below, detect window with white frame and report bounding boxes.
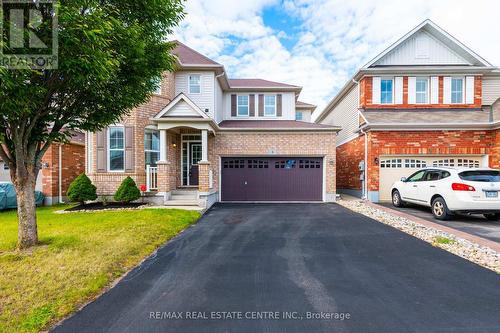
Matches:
[295,111,303,121]
[415,77,428,104]
[380,79,393,104]
[237,95,249,116]
[108,127,125,171]
[451,78,464,104]
[144,130,160,167]
[188,75,201,94]
[264,95,276,116]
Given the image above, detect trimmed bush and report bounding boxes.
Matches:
[114,177,141,203]
[67,173,97,204]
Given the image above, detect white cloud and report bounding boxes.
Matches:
[173,0,500,115]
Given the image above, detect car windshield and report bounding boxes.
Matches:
[459,170,500,182]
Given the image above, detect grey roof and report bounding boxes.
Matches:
[361,109,492,125]
[296,101,317,109]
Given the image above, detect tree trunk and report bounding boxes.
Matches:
[13,168,39,249]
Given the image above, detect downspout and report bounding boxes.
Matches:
[360,128,368,200]
[58,144,63,203]
[353,77,368,200]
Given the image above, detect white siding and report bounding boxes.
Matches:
[374,31,469,66]
[166,100,201,117]
[0,161,10,183]
[321,86,358,145]
[214,79,224,123]
[482,77,500,105]
[175,71,215,118]
[222,92,296,120]
[295,110,312,122]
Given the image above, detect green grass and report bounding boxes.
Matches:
[433,236,456,245]
[0,206,200,333]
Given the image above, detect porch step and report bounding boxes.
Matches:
[171,194,197,200]
[164,199,200,206]
[171,189,198,196]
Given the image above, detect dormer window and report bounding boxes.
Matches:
[296,111,303,121]
[189,75,201,94]
[264,95,276,116]
[380,79,393,104]
[237,95,249,116]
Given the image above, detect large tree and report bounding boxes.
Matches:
[0,0,184,248]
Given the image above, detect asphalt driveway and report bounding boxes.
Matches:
[379,202,500,243]
[53,203,500,333]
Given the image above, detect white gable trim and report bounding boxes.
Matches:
[363,19,492,69]
[154,93,210,119]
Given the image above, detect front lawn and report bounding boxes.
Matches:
[0,206,200,333]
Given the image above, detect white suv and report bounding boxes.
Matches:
[391,168,500,220]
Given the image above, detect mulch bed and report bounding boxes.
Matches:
[65,202,147,212]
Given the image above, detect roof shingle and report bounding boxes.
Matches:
[228,79,300,89]
[171,41,221,66]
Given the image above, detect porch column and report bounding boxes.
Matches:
[201,129,208,162]
[157,129,171,203]
[159,129,168,162]
[198,129,210,193]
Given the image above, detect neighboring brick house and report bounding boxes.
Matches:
[316,19,500,202]
[0,132,86,205]
[86,41,340,208]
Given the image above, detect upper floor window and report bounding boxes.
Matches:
[380,79,393,104]
[451,77,464,103]
[152,76,162,95]
[108,127,124,172]
[189,75,201,94]
[415,77,428,104]
[237,95,249,116]
[144,130,160,166]
[264,95,276,116]
[295,111,303,121]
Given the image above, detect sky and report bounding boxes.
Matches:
[173,0,500,117]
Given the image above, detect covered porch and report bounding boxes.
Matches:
[146,95,218,207]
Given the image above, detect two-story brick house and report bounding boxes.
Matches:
[316,20,500,202]
[86,41,339,208]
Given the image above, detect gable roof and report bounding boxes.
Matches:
[296,101,316,110]
[171,41,222,67]
[154,93,210,119]
[364,19,492,68]
[228,79,301,90]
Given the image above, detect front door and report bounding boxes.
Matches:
[188,143,202,186]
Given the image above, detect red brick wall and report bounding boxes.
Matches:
[366,130,496,191]
[336,135,365,190]
[41,143,86,198]
[359,76,482,109]
[492,129,500,169]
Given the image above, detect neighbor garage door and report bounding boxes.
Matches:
[379,156,485,201]
[221,157,323,201]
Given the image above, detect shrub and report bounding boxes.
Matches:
[67,173,97,204]
[114,177,141,204]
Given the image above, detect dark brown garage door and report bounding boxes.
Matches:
[221,157,323,201]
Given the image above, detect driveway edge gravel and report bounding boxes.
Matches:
[337,199,500,273]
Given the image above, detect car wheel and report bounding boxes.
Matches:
[431,197,450,220]
[484,213,500,221]
[392,190,404,207]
